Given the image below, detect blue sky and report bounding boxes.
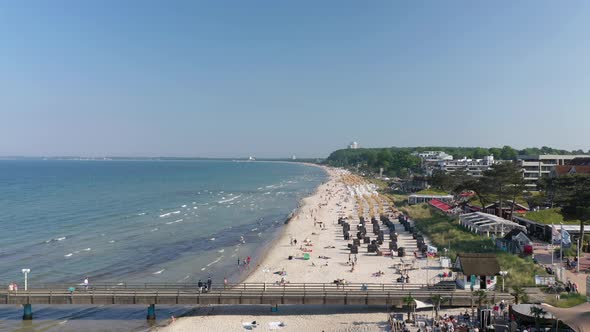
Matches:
[1,1,589,157]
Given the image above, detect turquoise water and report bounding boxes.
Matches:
[0,160,325,331]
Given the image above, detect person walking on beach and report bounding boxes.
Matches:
[83,277,89,291]
[207,276,212,292]
[224,277,228,289]
[197,279,203,293]
[246,256,251,265]
[237,258,240,266]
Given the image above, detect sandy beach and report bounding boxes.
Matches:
[159,166,452,331]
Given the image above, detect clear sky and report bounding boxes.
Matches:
[1,1,589,157]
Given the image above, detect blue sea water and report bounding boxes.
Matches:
[0,160,326,331]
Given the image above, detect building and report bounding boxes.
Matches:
[413,151,453,161]
[437,155,495,177]
[408,194,454,205]
[495,229,533,255]
[517,154,587,188]
[460,212,526,237]
[553,157,590,176]
[454,253,501,290]
[348,141,359,149]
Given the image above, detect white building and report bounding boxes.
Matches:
[413,151,453,161]
[517,154,587,188]
[437,155,495,177]
[348,141,359,149]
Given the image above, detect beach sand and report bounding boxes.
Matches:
[159,166,452,331]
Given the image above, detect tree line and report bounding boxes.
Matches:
[325,145,588,177]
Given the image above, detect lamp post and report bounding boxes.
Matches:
[499,271,508,292]
[21,269,31,291]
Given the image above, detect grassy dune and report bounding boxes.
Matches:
[401,204,544,287]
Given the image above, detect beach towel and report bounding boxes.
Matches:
[242,322,257,330]
[268,322,286,330]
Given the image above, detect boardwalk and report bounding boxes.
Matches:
[0,282,512,320]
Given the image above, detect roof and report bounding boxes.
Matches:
[504,229,526,240]
[455,253,501,276]
[555,165,590,176]
[460,212,527,233]
[409,194,454,199]
[567,157,590,166]
[429,199,452,212]
[483,201,529,211]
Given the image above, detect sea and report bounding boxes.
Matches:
[0,159,326,331]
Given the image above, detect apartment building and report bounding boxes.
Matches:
[517,154,587,188]
[437,155,495,177]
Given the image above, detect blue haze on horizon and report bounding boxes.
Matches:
[1,1,589,158]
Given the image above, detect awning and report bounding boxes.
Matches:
[541,303,590,332]
[429,199,452,212]
[415,299,433,309]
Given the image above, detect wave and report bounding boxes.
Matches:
[217,194,242,204]
[181,205,187,208]
[206,256,223,267]
[64,253,73,257]
[153,269,165,275]
[46,236,67,243]
[150,228,159,232]
[165,219,183,225]
[159,212,171,218]
[83,248,91,251]
[137,212,147,216]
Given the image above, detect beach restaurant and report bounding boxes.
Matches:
[460,212,526,237]
[453,253,500,290]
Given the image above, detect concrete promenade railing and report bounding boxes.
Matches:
[0,282,512,320]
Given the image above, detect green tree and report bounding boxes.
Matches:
[499,146,518,160]
[402,293,416,322]
[510,286,528,304]
[551,174,590,254]
[481,162,525,217]
[430,294,448,319]
[472,290,488,308]
[530,306,546,331]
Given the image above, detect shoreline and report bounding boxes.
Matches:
[238,164,332,284]
[158,167,456,331]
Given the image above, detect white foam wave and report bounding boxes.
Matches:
[83,248,91,251]
[153,269,165,275]
[218,194,242,204]
[159,212,171,218]
[210,237,215,241]
[64,253,73,257]
[206,256,223,267]
[218,249,225,253]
